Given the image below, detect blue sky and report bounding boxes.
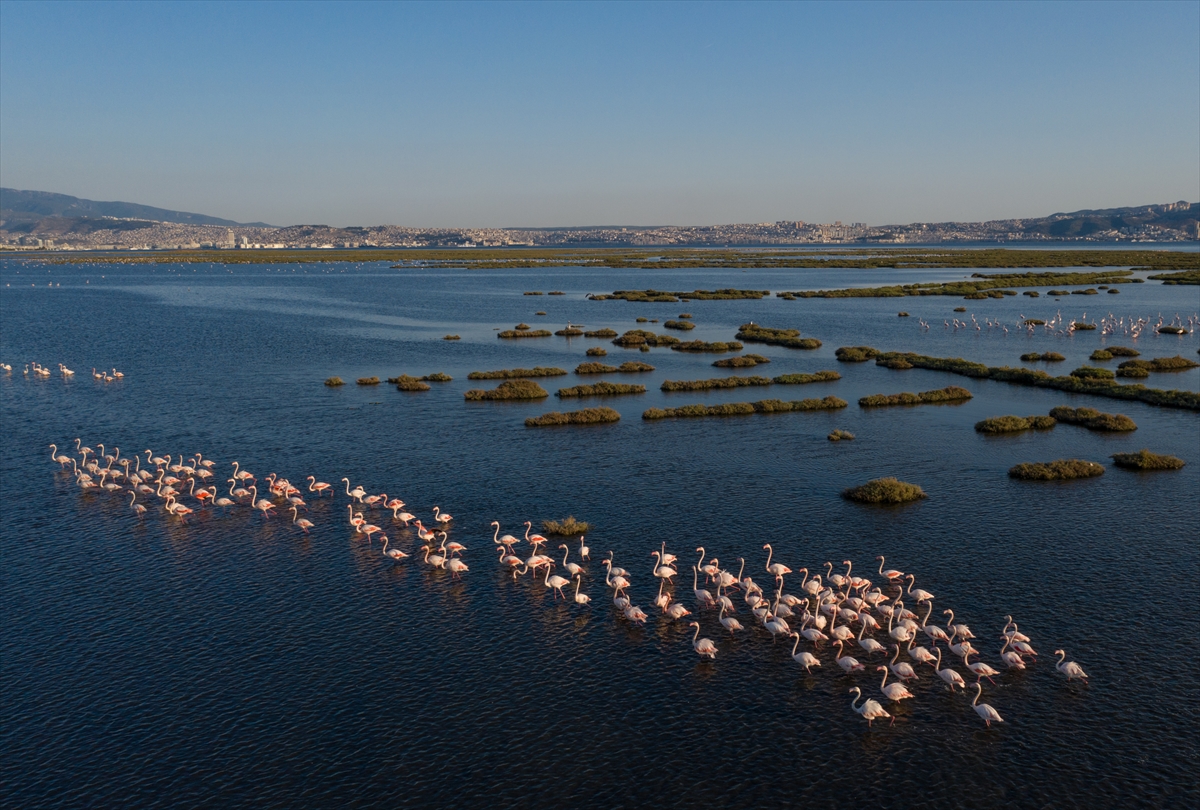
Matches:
[1,0,1197,227]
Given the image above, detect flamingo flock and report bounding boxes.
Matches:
[50,439,1092,731]
[6,361,124,380]
[932,310,1197,340]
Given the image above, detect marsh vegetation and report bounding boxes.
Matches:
[584,328,617,338]
[859,386,973,407]
[574,361,655,374]
[1020,352,1065,362]
[671,340,744,353]
[498,328,553,338]
[663,320,696,331]
[1008,459,1105,480]
[525,408,620,427]
[589,288,770,302]
[836,346,880,362]
[660,376,773,392]
[772,370,841,385]
[468,367,567,380]
[541,516,592,534]
[586,347,608,357]
[464,380,550,401]
[974,415,1057,433]
[828,429,856,441]
[556,382,646,398]
[713,354,770,368]
[612,330,681,348]
[736,323,821,349]
[1049,406,1137,431]
[1110,449,1186,471]
[356,377,380,385]
[841,477,926,503]
[325,377,344,386]
[643,396,847,420]
[393,375,432,391]
[1119,355,1199,372]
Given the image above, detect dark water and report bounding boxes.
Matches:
[2,259,1198,808]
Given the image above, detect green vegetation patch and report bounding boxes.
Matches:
[859,386,974,407]
[325,376,345,386]
[1073,322,1097,330]
[836,346,880,362]
[1020,352,1066,362]
[1148,270,1200,285]
[556,326,585,336]
[612,329,681,347]
[356,376,380,385]
[1024,291,1040,297]
[1050,406,1137,431]
[1090,350,1114,361]
[1106,346,1140,357]
[468,367,567,380]
[643,396,847,420]
[575,362,617,374]
[589,288,770,302]
[1008,459,1105,481]
[393,375,432,392]
[619,361,655,372]
[671,340,744,353]
[773,370,841,385]
[776,270,1143,299]
[1071,289,1099,296]
[877,356,914,369]
[1110,449,1186,471]
[535,311,547,316]
[736,323,822,350]
[541,516,592,534]
[421,372,452,382]
[661,375,773,392]
[443,334,461,340]
[1107,288,1120,294]
[828,429,856,441]
[1070,366,1115,380]
[584,328,618,337]
[525,408,620,427]
[842,477,926,504]
[548,291,565,295]
[464,380,550,401]
[975,415,1057,433]
[1116,366,1150,378]
[524,291,544,295]
[557,382,646,398]
[1120,355,1200,372]
[498,329,553,338]
[663,320,696,330]
[713,354,770,368]
[586,347,608,357]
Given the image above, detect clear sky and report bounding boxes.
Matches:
[1,0,1197,228]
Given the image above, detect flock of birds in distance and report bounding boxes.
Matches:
[927,311,1195,337]
[49,437,1091,731]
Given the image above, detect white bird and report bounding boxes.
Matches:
[999,637,1025,670]
[719,605,743,635]
[887,644,918,681]
[848,687,891,727]
[688,621,717,659]
[971,683,1004,727]
[1054,649,1089,683]
[572,575,590,604]
[834,640,864,673]
[789,633,821,672]
[876,666,915,702]
[964,650,1000,685]
[934,647,966,691]
[692,566,716,608]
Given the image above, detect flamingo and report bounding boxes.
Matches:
[971,683,1004,727]
[876,555,904,581]
[381,535,409,560]
[999,637,1026,670]
[342,478,365,502]
[964,650,1000,685]
[49,444,73,468]
[557,544,585,577]
[424,542,447,569]
[650,551,677,582]
[250,486,274,518]
[687,622,717,659]
[523,521,548,549]
[834,640,864,672]
[413,520,435,543]
[788,632,820,672]
[696,547,720,582]
[857,622,886,656]
[692,566,716,608]
[944,609,975,640]
[920,602,951,645]
[432,506,453,525]
[719,604,743,635]
[572,575,590,604]
[907,638,937,666]
[876,666,915,702]
[578,535,590,561]
[905,574,934,603]
[603,560,630,594]
[762,544,792,579]
[1054,650,1089,683]
[542,564,571,599]
[848,687,892,727]
[290,507,314,534]
[129,490,146,517]
[799,614,828,647]
[446,554,469,579]
[307,476,333,496]
[887,644,917,681]
[491,521,519,551]
[934,647,966,691]
[623,604,648,624]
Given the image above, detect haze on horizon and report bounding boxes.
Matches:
[1,1,1197,230]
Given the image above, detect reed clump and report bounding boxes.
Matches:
[1070,366,1115,380]
[773,370,841,385]
[671,340,744,353]
[1024,291,1040,297]
[877,356,914,369]
[664,320,696,331]
[516,323,531,330]
[612,329,681,347]
[1072,288,1099,296]
[393,375,431,391]
[1008,459,1105,481]
[525,409,620,428]
[536,311,547,316]
[586,347,608,357]
[557,382,646,398]
[524,291,544,295]
[898,312,910,317]
[859,386,973,407]
[974,415,1057,433]
[584,328,617,338]
[589,288,769,302]
[842,477,926,504]
[325,376,345,386]
[828,429,856,441]
[464,380,550,400]
[713,354,770,368]
[1073,322,1097,330]
[468,367,567,380]
[1110,449,1185,471]
[737,323,822,349]
[619,361,655,372]
[548,291,566,295]
[636,317,649,323]
[420,372,452,382]
[1106,346,1140,357]
[1049,406,1137,431]
[836,346,879,362]
[661,375,773,392]
[1047,290,1069,296]
[643,396,846,420]
[575,362,617,374]
[556,326,585,336]
[1116,366,1150,378]
[1090,350,1113,361]
[541,516,592,534]
[357,376,381,385]
[1020,352,1065,362]
[1108,288,1120,294]
[679,313,693,318]
[444,334,461,340]
[954,306,967,312]
[498,328,553,338]
[1120,355,1199,372]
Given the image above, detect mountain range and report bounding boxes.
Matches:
[0,188,272,229]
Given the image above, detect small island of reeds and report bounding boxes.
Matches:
[859,386,973,407]
[535,311,547,316]
[1049,406,1137,431]
[661,375,773,392]
[584,328,618,338]
[392,375,431,391]
[836,346,880,362]
[954,306,967,313]
[325,376,345,386]
[575,361,655,374]
[1105,346,1140,357]
[975,415,1057,433]
[643,396,847,420]
[525,408,620,427]
[1110,449,1186,471]
[589,288,769,302]
[524,291,544,295]
[898,312,909,317]
[388,372,451,383]
[1020,352,1066,362]
[841,477,926,504]
[357,376,381,385]
[498,325,553,338]
[555,326,585,336]
[671,340,744,353]
[736,323,822,350]
[548,291,566,295]
[541,516,592,534]
[1148,269,1200,285]
[713,354,770,368]
[1070,366,1115,380]
[828,429,855,441]
[443,334,461,340]
[586,347,608,357]
[468,367,567,380]
[1008,459,1105,481]
[464,380,549,401]
[773,370,841,385]
[663,320,696,331]
[1090,350,1114,361]
[1073,322,1098,329]
[556,382,646,398]
[612,329,681,348]
[1119,355,1200,372]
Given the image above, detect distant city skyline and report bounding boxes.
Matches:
[1,1,1197,228]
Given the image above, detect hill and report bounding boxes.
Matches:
[0,188,272,229]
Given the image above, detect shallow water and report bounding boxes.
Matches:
[2,258,1198,808]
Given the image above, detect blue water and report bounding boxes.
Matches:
[2,258,1198,808]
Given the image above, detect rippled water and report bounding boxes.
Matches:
[2,258,1198,808]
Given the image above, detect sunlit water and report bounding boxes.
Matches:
[2,258,1198,808]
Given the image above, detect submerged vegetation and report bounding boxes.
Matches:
[975,415,1057,433]
[1020,352,1065,362]
[713,354,770,368]
[859,386,973,407]
[1049,406,1137,431]
[589,288,770,302]
[671,340,744,353]
[836,346,880,362]
[643,396,847,420]
[661,375,773,392]
[828,429,856,441]
[468,367,567,380]
[525,408,620,427]
[1110,449,1186,471]
[1008,459,1105,481]
[773,370,841,385]
[556,382,646,398]
[464,380,550,401]
[736,323,821,350]
[841,477,926,504]
[541,516,592,534]
[870,351,1200,410]
[325,377,345,386]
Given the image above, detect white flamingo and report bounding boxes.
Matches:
[876,666,915,702]
[848,687,891,727]
[1054,650,1089,683]
[971,683,1004,727]
[688,621,717,659]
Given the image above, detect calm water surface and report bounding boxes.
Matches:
[2,259,1198,808]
